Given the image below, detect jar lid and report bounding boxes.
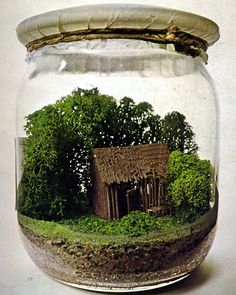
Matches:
[16,4,219,57]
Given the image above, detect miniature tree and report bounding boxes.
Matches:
[168,151,212,222]
[18,88,117,220]
[18,106,90,220]
[113,98,162,146]
[161,111,198,153]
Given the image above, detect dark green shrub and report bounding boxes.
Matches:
[160,111,198,153]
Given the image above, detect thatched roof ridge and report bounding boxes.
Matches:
[93,143,169,184]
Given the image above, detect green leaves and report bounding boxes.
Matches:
[60,211,160,237]
[161,111,198,153]
[168,150,211,182]
[115,211,159,236]
[168,151,212,223]
[58,211,181,237]
[18,88,199,221]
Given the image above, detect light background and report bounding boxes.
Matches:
[0,1,235,294]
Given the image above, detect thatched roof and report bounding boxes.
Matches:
[93,143,169,184]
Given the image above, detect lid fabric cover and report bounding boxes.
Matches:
[17,4,220,47]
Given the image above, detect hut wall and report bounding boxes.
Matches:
[109,183,120,220]
[92,162,110,219]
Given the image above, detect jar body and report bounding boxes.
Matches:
[16,40,218,291]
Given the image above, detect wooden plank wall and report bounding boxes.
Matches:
[107,184,120,220]
[93,163,111,219]
[134,177,163,212]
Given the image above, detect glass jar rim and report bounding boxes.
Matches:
[17,4,219,53]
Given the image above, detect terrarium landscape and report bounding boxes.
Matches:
[17,88,217,288]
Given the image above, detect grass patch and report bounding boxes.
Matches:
[18,211,186,247]
[58,211,182,237]
[18,213,78,244]
[18,209,215,248]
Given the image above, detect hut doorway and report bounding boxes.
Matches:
[125,177,162,214]
[108,182,142,219]
[126,184,141,213]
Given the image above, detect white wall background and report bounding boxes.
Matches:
[0,1,235,294]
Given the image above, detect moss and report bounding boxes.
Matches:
[59,211,169,237]
[18,213,78,244]
[18,208,216,249]
[59,212,182,237]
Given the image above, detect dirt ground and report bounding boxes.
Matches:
[19,222,216,289]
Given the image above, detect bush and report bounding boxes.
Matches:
[168,150,211,183]
[168,151,212,223]
[115,211,159,236]
[60,211,162,237]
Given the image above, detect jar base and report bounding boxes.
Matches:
[54,274,190,293]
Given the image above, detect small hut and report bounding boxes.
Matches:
[91,143,169,220]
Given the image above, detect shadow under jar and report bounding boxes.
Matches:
[15,4,220,293]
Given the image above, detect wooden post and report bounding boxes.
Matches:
[110,185,116,220]
[147,178,150,209]
[106,186,111,220]
[156,179,158,207]
[153,178,157,206]
[144,178,148,212]
[141,179,145,212]
[150,179,154,207]
[160,183,163,206]
[158,178,161,207]
[139,181,144,212]
[127,191,130,213]
[149,179,152,207]
[114,184,119,219]
[155,179,158,207]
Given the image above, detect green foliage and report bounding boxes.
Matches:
[112,97,162,146]
[18,109,91,220]
[19,213,202,248]
[18,88,198,220]
[59,211,181,237]
[18,214,78,244]
[61,215,116,235]
[168,151,212,223]
[168,150,211,183]
[114,211,159,236]
[161,111,198,153]
[54,88,117,148]
[59,211,159,237]
[154,215,182,229]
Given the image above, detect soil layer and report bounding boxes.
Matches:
[19,215,216,289]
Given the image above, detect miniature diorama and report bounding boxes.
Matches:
[15,3,219,292]
[17,88,217,290]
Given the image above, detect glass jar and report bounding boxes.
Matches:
[16,4,220,292]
